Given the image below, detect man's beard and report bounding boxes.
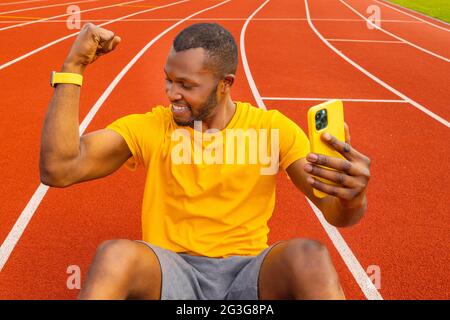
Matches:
[173,83,218,127]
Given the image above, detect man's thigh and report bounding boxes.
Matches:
[130,241,162,299]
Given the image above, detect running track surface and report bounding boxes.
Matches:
[0,0,449,300]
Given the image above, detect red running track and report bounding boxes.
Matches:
[0,0,448,299]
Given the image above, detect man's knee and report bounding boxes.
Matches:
[93,239,141,275]
[81,240,161,299]
[281,239,336,281]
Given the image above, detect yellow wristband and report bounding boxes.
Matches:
[50,71,83,87]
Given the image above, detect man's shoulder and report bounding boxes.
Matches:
[128,105,172,122]
[237,101,284,123]
[144,105,172,118]
[236,102,304,136]
[238,101,280,115]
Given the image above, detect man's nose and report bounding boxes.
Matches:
[166,83,182,101]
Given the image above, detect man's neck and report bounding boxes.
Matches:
[199,96,236,131]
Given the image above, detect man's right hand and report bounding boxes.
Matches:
[62,23,121,74]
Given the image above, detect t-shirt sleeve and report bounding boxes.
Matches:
[106,112,162,171]
[273,111,310,171]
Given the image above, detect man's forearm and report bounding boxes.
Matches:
[320,194,367,227]
[40,63,85,174]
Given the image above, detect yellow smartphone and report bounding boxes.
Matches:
[307,100,346,198]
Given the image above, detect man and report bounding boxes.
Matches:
[40,23,371,300]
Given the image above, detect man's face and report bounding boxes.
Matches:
[164,47,220,127]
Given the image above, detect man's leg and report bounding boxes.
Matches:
[258,239,345,299]
[78,239,161,300]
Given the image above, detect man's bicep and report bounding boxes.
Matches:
[67,129,132,185]
[286,158,323,209]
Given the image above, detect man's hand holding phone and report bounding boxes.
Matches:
[304,123,372,209]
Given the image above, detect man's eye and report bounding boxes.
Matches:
[181,83,192,90]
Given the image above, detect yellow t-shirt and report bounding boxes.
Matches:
[106,102,310,257]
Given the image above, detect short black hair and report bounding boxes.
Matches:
[173,23,238,78]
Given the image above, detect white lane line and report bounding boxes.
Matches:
[0,0,48,6]
[376,0,450,31]
[0,0,96,16]
[306,198,383,300]
[0,0,189,70]
[327,38,404,44]
[304,0,450,128]
[262,97,407,103]
[240,0,269,109]
[0,0,231,273]
[241,0,383,301]
[0,0,144,31]
[339,0,450,63]
[0,184,49,272]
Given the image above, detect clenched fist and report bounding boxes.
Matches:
[63,23,121,73]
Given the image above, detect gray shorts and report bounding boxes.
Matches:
[137,241,283,300]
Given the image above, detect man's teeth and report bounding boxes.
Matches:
[172,105,190,111]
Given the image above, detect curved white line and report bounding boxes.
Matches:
[0,0,96,16]
[305,0,449,128]
[376,0,450,30]
[241,0,384,301]
[239,0,269,109]
[339,0,449,63]
[0,0,231,272]
[0,0,144,32]
[0,0,189,71]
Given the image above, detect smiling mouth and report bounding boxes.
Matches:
[171,104,191,111]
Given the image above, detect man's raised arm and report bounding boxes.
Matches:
[40,23,130,188]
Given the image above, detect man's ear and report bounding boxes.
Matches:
[220,74,235,93]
